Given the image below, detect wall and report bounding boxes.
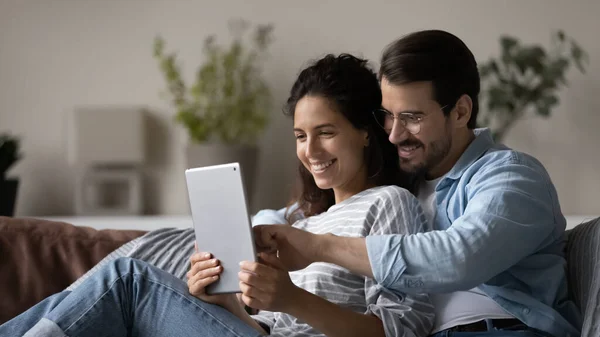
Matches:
[1,0,598,216]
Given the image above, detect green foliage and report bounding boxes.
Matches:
[478,30,589,141]
[0,133,21,179]
[153,19,274,145]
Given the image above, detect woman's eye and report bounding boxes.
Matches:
[295,134,306,140]
[319,131,333,136]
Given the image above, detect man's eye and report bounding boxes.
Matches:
[401,114,421,122]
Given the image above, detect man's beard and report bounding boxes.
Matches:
[398,134,452,179]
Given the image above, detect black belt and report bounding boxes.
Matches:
[447,318,526,332]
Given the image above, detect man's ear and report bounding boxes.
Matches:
[453,94,473,128]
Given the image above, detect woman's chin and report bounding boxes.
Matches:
[314,178,334,191]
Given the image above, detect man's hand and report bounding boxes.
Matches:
[253,224,323,271]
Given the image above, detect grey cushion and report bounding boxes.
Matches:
[566,217,600,337]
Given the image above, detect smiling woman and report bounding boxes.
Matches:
[283,54,409,218]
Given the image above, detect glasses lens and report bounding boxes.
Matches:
[399,114,421,135]
[373,109,392,131]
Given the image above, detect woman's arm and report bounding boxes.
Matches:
[239,253,385,337]
[222,296,269,335]
[287,287,386,337]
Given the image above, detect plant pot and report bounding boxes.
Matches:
[185,143,259,205]
[0,178,19,216]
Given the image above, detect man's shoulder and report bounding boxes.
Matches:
[468,143,550,180]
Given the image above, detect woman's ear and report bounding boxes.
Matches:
[364,132,370,147]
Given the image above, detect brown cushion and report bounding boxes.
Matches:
[0,216,147,324]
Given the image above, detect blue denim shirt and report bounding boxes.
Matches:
[253,129,582,337]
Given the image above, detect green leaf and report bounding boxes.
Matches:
[500,36,519,55]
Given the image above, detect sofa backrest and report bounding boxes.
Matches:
[565,217,600,337]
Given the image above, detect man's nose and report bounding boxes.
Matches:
[388,120,409,144]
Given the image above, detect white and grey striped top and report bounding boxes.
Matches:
[66,185,434,337]
[252,186,434,337]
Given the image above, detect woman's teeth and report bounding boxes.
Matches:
[311,159,335,173]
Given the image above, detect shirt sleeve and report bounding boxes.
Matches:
[251,203,302,226]
[252,310,277,333]
[363,187,434,337]
[366,159,563,294]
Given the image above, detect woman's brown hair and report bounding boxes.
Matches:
[283,54,410,222]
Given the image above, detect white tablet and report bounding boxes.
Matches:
[184,162,257,294]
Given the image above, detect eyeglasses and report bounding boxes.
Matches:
[372,105,449,135]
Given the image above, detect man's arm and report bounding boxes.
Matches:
[317,160,562,294]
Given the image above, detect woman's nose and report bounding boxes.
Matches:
[305,137,322,157]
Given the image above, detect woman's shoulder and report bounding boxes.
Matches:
[364,185,417,202]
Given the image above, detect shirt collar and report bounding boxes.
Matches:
[444,128,497,180]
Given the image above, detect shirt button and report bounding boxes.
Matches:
[523,308,531,315]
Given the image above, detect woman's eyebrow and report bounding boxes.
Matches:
[293,123,336,132]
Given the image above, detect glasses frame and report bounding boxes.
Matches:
[372,105,450,135]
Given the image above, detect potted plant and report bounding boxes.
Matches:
[153,19,274,200]
[0,133,22,216]
[478,30,589,141]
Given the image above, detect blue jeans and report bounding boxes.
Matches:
[0,291,71,336]
[20,257,263,337]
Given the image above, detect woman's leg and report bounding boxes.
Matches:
[23,257,264,337]
[0,291,71,336]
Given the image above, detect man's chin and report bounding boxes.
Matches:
[399,159,426,176]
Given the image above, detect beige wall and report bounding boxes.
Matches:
[1,0,599,216]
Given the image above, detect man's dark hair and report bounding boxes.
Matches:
[380,30,480,128]
[284,54,408,219]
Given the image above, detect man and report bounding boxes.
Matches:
[253,30,581,337]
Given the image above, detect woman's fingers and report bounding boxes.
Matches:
[240,291,267,310]
[258,252,286,271]
[190,252,212,264]
[239,260,275,278]
[187,262,222,280]
[188,259,220,277]
[239,281,267,299]
[188,274,219,296]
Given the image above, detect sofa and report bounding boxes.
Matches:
[0,216,598,336]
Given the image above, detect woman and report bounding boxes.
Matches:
[22,54,433,337]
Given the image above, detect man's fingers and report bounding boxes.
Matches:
[253,226,278,252]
